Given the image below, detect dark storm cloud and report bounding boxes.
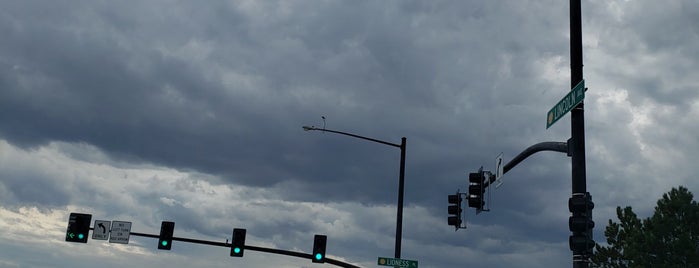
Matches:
[4,1,699,267]
[0,5,590,262]
[0,1,316,186]
[1,0,573,207]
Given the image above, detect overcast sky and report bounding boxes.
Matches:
[1,0,698,267]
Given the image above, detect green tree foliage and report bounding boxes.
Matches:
[592,186,699,267]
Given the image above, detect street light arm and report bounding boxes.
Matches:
[485,141,569,187]
[302,124,407,258]
[302,126,401,148]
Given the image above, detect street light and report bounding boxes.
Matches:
[302,125,407,259]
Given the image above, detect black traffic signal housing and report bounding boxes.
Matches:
[66,213,92,243]
[447,192,463,230]
[569,192,595,255]
[468,167,487,213]
[158,221,175,250]
[312,234,327,263]
[231,228,246,257]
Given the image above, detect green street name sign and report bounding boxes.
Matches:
[546,80,585,129]
[378,257,418,268]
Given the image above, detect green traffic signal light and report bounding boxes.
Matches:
[230,228,246,257]
[65,213,91,243]
[158,221,175,250]
[312,234,327,263]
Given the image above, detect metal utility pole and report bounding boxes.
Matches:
[460,2,593,267]
[570,1,585,196]
[570,1,592,267]
[303,126,407,259]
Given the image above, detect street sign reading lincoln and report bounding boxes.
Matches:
[546,80,585,129]
[378,257,418,268]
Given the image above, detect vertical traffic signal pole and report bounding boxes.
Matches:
[570,0,590,267]
[570,0,584,194]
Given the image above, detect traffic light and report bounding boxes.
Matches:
[158,221,175,250]
[66,213,92,243]
[569,192,595,255]
[447,193,463,229]
[230,228,246,257]
[468,169,486,212]
[312,234,327,263]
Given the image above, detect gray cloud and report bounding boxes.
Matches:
[2,0,699,267]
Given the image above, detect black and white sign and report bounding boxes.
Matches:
[109,221,132,244]
[92,220,111,240]
[494,153,504,188]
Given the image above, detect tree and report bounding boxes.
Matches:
[592,186,699,267]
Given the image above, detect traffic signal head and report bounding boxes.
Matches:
[312,234,327,263]
[468,171,486,211]
[569,234,595,253]
[569,216,595,233]
[568,193,595,234]
[230,228,246,257]
[468,171,483,184]
[568,194,594,213]
[66,213,92,243]
[158,221,175,250]
[447,194,463,228]
[568,192,595,255]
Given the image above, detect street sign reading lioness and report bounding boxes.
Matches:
[378,257,418,268]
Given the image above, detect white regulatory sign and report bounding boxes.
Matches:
[109,221,132,244]
[92,220,111,240]
[494,153,504,188]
